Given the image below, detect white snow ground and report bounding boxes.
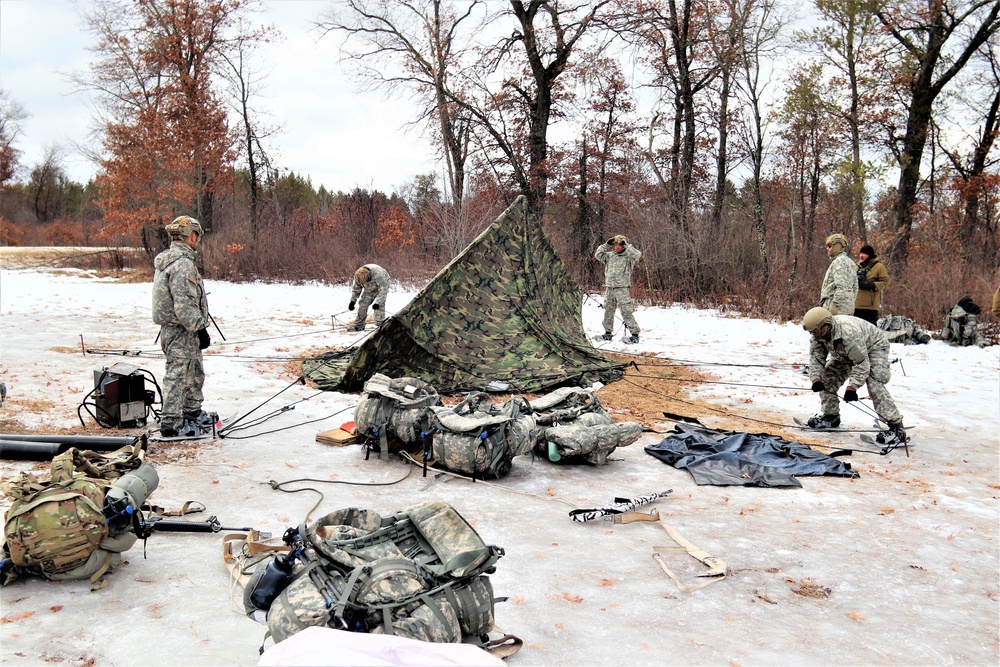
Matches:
[0,261,998,666]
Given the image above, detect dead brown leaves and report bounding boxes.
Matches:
[789,578,831,599]
[1,610,35,623]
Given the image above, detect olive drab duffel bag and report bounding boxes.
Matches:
[1,439,155,585]
[353,373,442,460]
[428,393,536,479]
[529,386,644,465]
[243,501,505,649]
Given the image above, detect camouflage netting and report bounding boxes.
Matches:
[303,196,626,394]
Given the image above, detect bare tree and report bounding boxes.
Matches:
[0,90,29,187]
[456,0,614,216]
[939,40,1000,265]
[29,146,67,223]
[707,0,751,233]
[734,0,787,276]
[800,0,887,241]
[876,0,1000,263]
[317,0,484,212]
[218,16,280,240]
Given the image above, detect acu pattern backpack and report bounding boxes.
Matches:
[428,393,536,479]
[353,374,441,460]
[2,440,154,585]
[877,314,931,345]
[245,501,504,648]
[942,296,985,347]
[529,386,643,465]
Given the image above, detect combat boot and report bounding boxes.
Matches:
[876,421,907,445]
[601,332,613,341]
[806,414,841,429]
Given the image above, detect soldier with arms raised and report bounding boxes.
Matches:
[596,234,642,344]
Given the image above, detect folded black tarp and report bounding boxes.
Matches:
[644,424,858,488]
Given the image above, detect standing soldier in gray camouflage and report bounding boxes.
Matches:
[152,216,212,438]
[596,234,641,344]
[820,233,858,316]
[802,307,906,445]
[348,264,390,331]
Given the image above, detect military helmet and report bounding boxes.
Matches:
[825,233,848,253]
[803,307,833,332]
[354,266,372,284]
[165,216,203,240]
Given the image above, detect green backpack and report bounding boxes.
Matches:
[2,440,153,584]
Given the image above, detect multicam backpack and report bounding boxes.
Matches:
[529,386,643,465]
[247,501,504,648]
[2,440,152,584]
[353,374,441,460]
[429,393,536,479]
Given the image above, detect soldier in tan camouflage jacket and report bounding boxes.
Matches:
[854,243,890,325]
[152,216,211,438]
[595,235,641,344]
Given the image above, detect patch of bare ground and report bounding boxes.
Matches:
[0,246,147,277]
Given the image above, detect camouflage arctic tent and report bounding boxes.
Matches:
[303,196,625,394]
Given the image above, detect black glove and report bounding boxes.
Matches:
[197,328,210,350]
[348,301,355,311]
[372,303,380,310]
[859,279,876,291]
[843,387,858,402]
[607,238,615,246]
[811,380,825,393]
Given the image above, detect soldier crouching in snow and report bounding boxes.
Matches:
[348,264,390,331]
[595,234,641,344]
[152,216,213,438]
[802,306,906,445]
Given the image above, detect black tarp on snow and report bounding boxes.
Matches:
[644,424,858,488]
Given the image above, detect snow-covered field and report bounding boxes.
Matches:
[1,261,998,666]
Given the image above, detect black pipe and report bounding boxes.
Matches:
[0,440,64,460]
[0,433,139,447]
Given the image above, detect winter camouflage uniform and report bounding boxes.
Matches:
[350,264,390,328]
[152,241,209,431]
[877,315,931,345]
[821,250,858,316]
[942,298,986,347]
[595,238,641,335]
[810,315,903,425]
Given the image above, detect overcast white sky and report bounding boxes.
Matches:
[0,0,438,194]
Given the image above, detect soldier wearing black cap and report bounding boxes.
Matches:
[854,243,891,325]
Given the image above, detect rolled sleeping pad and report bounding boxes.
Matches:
[0,433,140,448]
[0,434,143,460]
[0,440,65,460]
